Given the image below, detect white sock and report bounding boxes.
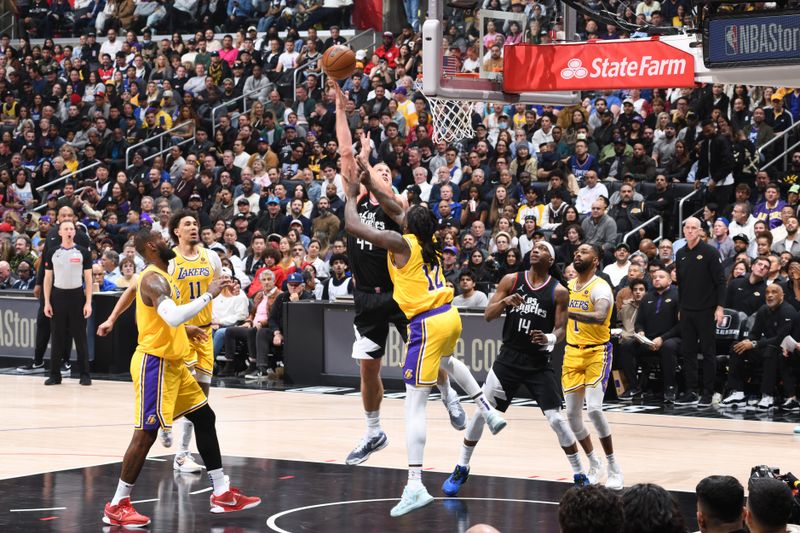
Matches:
[365,410,381,438]
[404,384,429,489]
[567,453,583,474]
[408,466,423,489]
[473,392,494,415]
[111,479,134,505]
[179,418,193,455]
[587,450,600,465]
[208,468,230,496]
[606,453,617,466]
[458,443,475,467]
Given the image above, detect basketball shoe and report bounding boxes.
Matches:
[209,487,261,513]
[390,484,434,517]
[484,410,507,435]
[443,395,467,430]
[442,465,470,496]
[605,464,624,490]
[345,431,388,465]
[174,453,203,473]
[16,361,45,374]
[587,456,605,484]
[103,498,151,528]
[573,473,591,486]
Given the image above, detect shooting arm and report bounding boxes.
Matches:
[333,83,355,181]
[106,282,137,323]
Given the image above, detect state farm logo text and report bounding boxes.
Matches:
[559,56,688,80]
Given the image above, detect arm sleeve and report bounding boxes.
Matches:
[208,249,223,278]
[157,292,214,328]
[82,247,92,270]
[591,279,614,305]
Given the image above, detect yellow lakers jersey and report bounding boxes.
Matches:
[135,265,190,360]
[567,276,612,346]
[388,234,453,319]
[171,247,216,327]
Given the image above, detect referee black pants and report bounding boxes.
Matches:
[50,288,90,379]
[34,291,73,366]
[680,308,717,395]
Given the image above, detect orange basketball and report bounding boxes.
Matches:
[322,45,356,80]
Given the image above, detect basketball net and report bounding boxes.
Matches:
[415,80,475,144]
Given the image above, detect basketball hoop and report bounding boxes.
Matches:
[415,81,475,144]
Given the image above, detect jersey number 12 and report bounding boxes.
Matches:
[422,264,444,291]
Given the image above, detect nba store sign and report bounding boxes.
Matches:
[706,11,800,68]
[503,39,695,92]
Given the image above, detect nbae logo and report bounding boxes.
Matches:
[725,25,739,55]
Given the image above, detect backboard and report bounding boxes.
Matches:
[421,0,581,106]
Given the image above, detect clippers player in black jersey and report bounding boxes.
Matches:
[442,241,590,495]
[332,83,466,466]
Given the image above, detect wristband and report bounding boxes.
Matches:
[544,333,557,348]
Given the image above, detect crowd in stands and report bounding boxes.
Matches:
[558,473,800,533]
[0,1,800,399]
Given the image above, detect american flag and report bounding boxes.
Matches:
[443,56,459,76]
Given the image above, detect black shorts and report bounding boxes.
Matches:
[352,288,408,359]
[489,350,563,413]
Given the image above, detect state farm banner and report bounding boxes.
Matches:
[503,39,695,92]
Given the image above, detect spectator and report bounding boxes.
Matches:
[321,253,352,300]
[745,478,795,533]
[621,483,686,533]
[722,283,796,410]
[695,475,745,533]
[0,260,17,289]
[452,271,488,308]
[12,259,36,290]
[558,485,624,533]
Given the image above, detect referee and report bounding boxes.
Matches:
[42,220,93,386]
[674,217,726,407]
[17,206,91,375]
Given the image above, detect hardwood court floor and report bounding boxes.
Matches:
[1,374,797,494]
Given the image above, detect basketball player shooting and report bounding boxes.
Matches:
[442,240,590,497]
[563,243,624,490]
[331,81,468,467]
[97,231,259,527]
[343,134,507,518]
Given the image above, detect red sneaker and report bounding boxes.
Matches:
[103,497,151,528]
[209,487,262,513]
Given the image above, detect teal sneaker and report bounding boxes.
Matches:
[390,484,434,517]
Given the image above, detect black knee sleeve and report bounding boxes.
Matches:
[184,405,222,471]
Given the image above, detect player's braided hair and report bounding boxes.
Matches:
[406,205,442,267]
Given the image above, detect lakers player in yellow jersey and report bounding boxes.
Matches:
[564,243,624,490]
[166,209,223,473]
[97,230,259,528]
[344,156,507,518]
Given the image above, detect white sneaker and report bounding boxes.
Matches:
[173,453,203,473]
[484,409,507,435]
[757,395,774,410]
[159,428,173,448]
[587,457,605,484]
[605,465,624,490]
[443,396,467,430]
[721,391,746,407]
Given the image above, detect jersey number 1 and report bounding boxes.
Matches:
[188,281,202,299]
[422,264,444,291]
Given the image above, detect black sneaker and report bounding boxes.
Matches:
[698,393,713,407]
[781,398,800,412]
[60,362,72,376]
[79,374,92,386]
[44,376,62,386]
[618,389,643,402]
[244,368,266,380]
[17,361,45,374]
[674,391,699,406]
[663,387,677,404]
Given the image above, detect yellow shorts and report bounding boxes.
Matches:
[184,326,214,376]
[402,304,462,387]
[562,342,613,394]
[132,349,208,431]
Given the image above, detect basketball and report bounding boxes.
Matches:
[322,45,356,80]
